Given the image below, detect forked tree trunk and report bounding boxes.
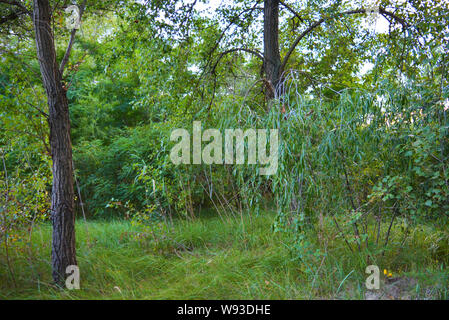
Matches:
[33,0,77,285]
[263,0,282,99]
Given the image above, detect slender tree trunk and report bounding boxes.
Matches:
[264,0,282,99]
[33,0,77,285]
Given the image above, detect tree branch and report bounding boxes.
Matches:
[211,47,264,73]
[0,0,30,24]
[201,1,263,77]
[281,7,409,71]
[0,9,23,24]
[206,47,263,112]
[0,0,30,15]
[59,0,86,74]
[279,0,303,22]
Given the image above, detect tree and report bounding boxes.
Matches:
[0,0,86,285]
[263,0,281,99]
[33,0,81,285]
[202,0,410,102]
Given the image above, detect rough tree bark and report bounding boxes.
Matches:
[33,0,77,285]
[263,0,282,99]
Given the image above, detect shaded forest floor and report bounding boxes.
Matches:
[1,211,448,299]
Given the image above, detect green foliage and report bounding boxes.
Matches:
[268,77,448,266]
[1,0,448,299]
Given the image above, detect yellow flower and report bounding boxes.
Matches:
[384,269,388,275]
[388,272,393,277]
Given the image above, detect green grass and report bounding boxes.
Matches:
[1,211,448,299]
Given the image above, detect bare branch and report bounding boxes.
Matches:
[279,0,303,22]
[379,7,408,27]
[59,0,87,74]
[211,47,264,73]
[206,47,263,112]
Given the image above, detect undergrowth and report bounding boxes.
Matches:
[1,211,447,299]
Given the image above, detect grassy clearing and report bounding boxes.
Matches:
[0,211,448,299]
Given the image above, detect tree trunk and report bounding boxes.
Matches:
[263,0,282,99]
[33,0,77,285]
